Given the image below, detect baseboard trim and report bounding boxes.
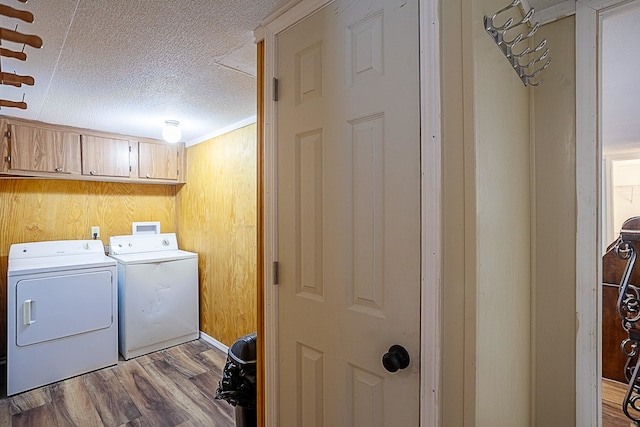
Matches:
[199,331,229,353]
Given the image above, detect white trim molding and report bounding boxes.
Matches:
[575,2,599,425]
[199,331,230,353]
[575,1,640,426]
[185,116,257,147]
[534,1,576,24]
[419,0,442,426]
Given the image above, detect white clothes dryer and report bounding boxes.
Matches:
[7,240,118,396]
[109,233,199,360]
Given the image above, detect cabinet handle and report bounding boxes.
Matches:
[145,173,151,178]
[54,167,63,172]
[90,170,97,175]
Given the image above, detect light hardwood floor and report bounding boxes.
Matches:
[604,378,639,427]
[0,339,238,426]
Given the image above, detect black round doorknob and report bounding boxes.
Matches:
[382,345,410,372]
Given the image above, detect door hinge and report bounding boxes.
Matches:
[273,261,279,285]
[129,145,132,152]
[129,165,132,172]
[5,130,11,139]
[273,77,279,102]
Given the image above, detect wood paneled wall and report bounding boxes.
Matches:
[177,124,257,347]
[0,125,257,357]
[0,179,177,357]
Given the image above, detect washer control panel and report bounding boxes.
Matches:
[109,233,179,255]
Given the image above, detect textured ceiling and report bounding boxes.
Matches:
[0,0,284,145]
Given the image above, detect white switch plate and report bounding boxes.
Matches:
[91,226,100,238]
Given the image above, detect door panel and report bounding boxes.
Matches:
[16,271,114,346]
[81,135,132,178]
[276,0,421,425]
[121,258,199,349]
[138,141,178,180]
[10,123,82,174]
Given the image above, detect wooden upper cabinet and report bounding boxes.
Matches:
[0,118,186,184]
[9,123,82,174]
[81,135,131,178]
[138,141,181,181]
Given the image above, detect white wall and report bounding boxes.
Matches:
[442,2,578,426]
[531,15,576,427]
[442,0,533,424]
[473,0,533,425]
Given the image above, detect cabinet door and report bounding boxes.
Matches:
[9,124,81,174]
[138,142,178,180]
[0,119,8,174]
[81,135,131,178]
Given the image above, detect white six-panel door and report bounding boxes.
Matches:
[275,0,421,424]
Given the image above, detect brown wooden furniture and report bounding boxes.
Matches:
[603,220,640,382]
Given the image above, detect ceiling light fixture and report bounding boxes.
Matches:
[162,120,181,143]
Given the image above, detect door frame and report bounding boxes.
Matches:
[575,0,636,426]
[255,0,442,425]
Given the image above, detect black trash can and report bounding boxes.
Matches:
[215,332,257,427]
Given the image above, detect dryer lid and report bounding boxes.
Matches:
[108,249,197,264]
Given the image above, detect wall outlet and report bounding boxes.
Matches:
[91,226,100,239]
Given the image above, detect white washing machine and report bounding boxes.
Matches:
[109,233,199,360]
[7,240,118,396]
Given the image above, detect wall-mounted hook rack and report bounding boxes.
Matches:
[484,0,552,86]
[0,1,41,110]
[0,4,33,23]
[0,27,42,49]
[0,98,27,110]
[1,71,34,87]
[0,47,26,61]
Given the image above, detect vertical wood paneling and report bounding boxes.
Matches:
[177,124,257,347]
[85,181,176,237]
[0,179,177,358]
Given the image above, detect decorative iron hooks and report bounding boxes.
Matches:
[484,0,552,87]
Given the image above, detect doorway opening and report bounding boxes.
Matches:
[599,1,640,425]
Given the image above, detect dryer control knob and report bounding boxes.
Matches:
[162,239,170,246]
